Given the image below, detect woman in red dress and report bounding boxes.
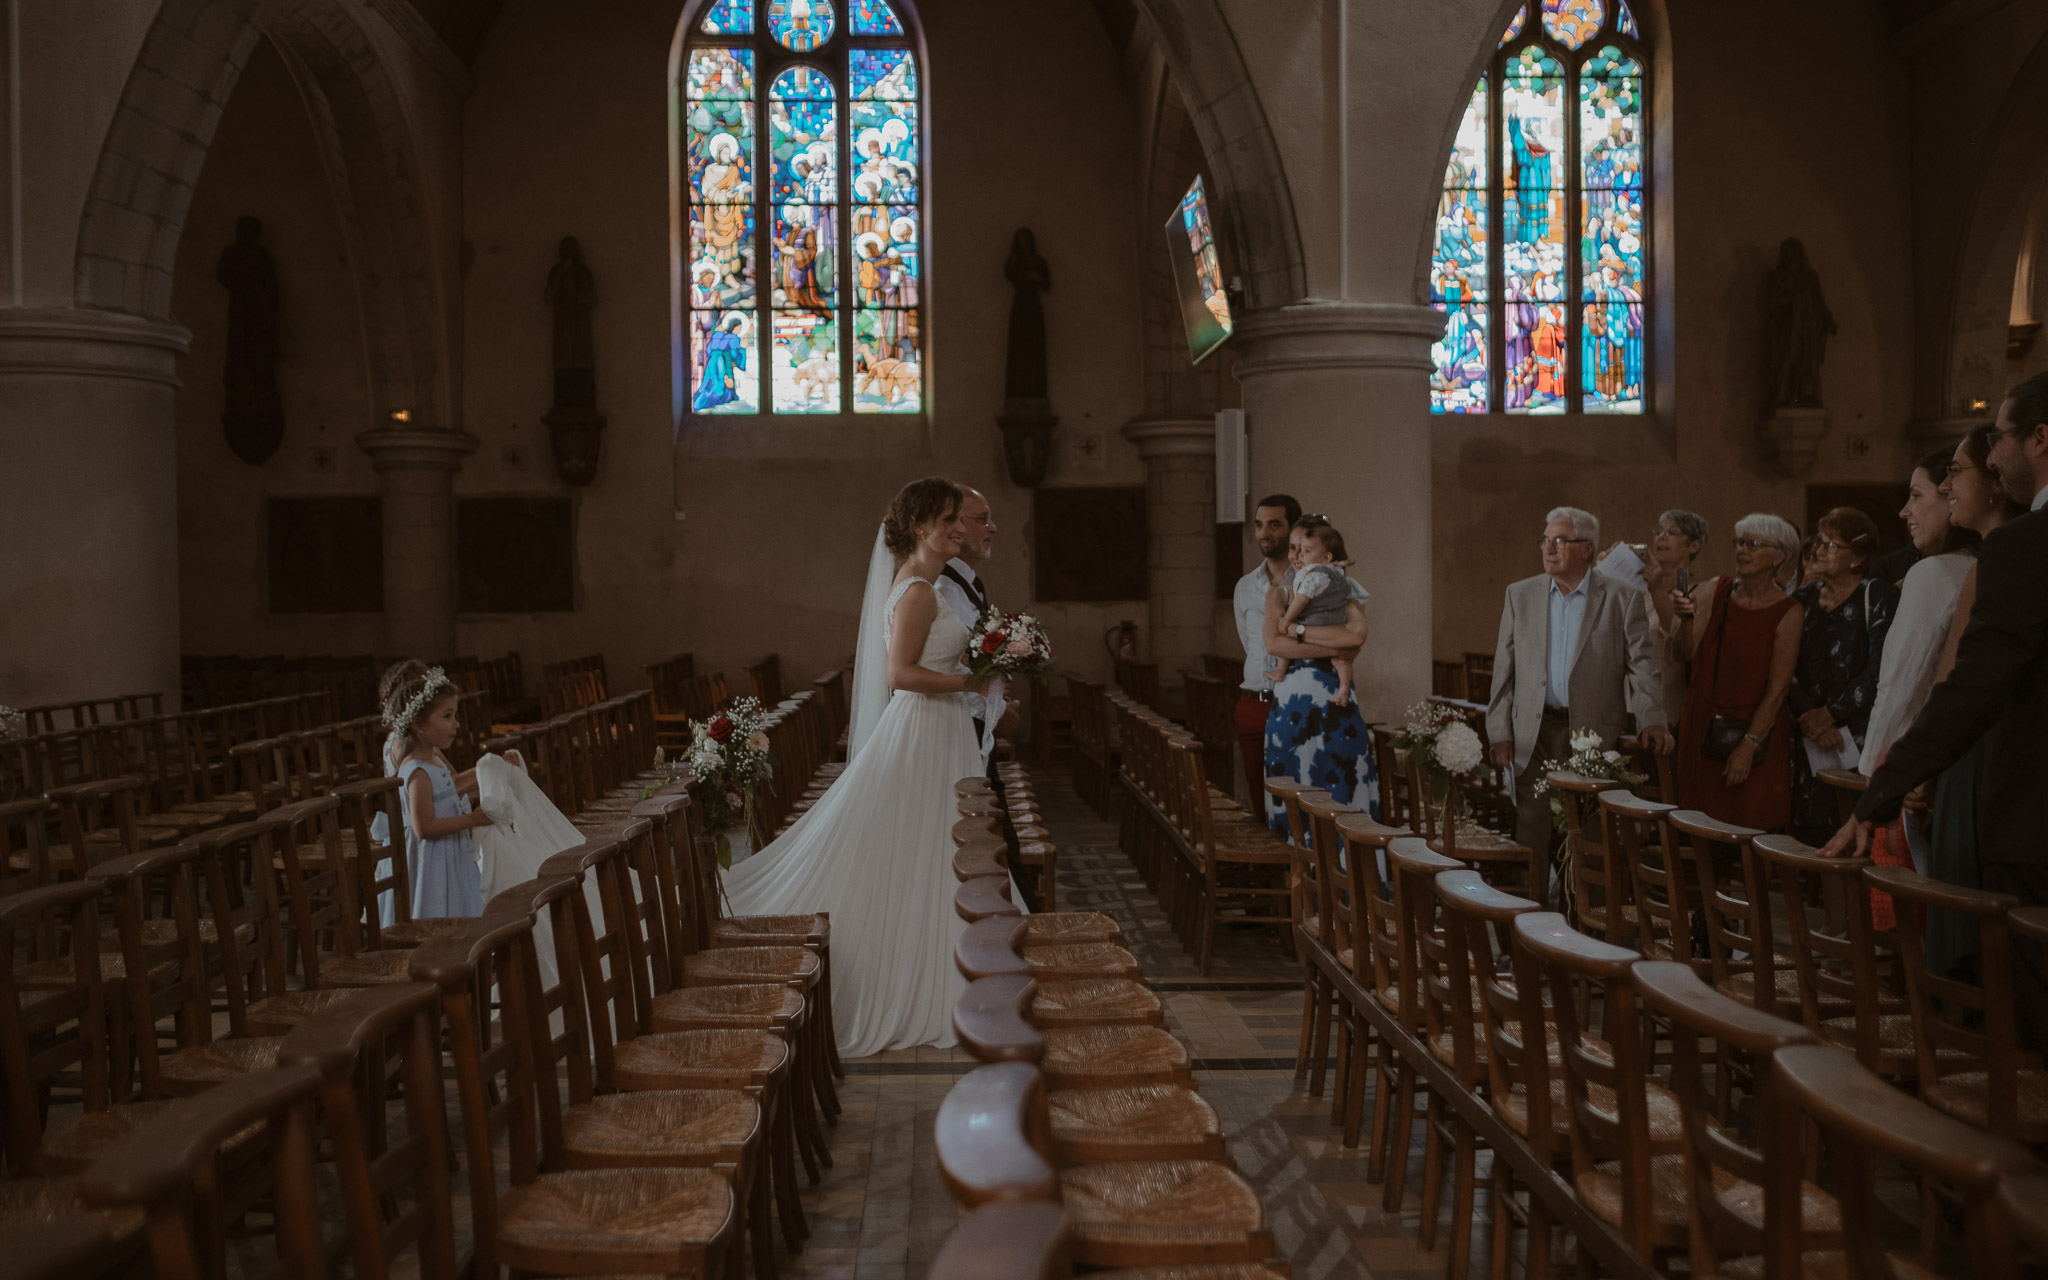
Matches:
[1670,514,1805,829]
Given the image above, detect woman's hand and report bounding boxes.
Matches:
[470,810,494,830]
[1796,707,1842,750]
[1722,739,1757,787]
[963,670,992,695]
[1669,587,1696,620]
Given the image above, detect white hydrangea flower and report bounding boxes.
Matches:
[1437,721,1484,775]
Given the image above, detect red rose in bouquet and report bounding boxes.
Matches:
[981,632,1008,656]
[707,716,735,743]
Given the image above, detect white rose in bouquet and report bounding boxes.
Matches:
[1437,721,1484,776]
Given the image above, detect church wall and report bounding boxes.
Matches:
[455,0,1146,695]
[171,38,388,659]
[1427,0,1920,667]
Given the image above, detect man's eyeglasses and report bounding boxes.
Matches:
[1537,536,1591,550]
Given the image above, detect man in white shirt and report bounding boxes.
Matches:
[1232,494,1299,799]
[934,485,1006,767]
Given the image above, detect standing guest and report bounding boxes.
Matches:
[1640,509,1709,731]
[379,660,493,920]
[1825,374,2048,1042]
[1860,449,1979,875]
[1232,495,1300,799]
[1785,508,1899,846]
[1487,506,1670,904]
[1670,515,1804,830]
[1891,424,2028,972]
[1261,516,1375,832]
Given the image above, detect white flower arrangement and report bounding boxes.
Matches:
[1531,727,1648,916]
[1389,700,1495,828]
[679,696,776,869]
[964,608,1055,684]
[1436,721,1484,776]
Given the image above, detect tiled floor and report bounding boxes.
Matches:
[777,774,1465,1280]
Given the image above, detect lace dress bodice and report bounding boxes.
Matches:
[885,577,971,678]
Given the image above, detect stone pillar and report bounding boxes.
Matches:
[356,426,478,660]
[1233,302,1443,722]
[0,308,190,707]
[1122,416,1216,716]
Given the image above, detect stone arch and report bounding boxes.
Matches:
[1130,0,1305,311]
[73,0,448,426]
[1943,30,2048,416]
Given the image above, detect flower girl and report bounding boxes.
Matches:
[378,660,493,919]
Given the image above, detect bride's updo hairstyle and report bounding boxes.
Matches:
[883,476,962,558]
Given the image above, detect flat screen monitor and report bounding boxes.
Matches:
[1166,176,1233,365]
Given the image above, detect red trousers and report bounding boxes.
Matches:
[1233,692,1270,804]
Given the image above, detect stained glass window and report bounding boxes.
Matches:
[682,0,923,417]
[1431,2,1650,415]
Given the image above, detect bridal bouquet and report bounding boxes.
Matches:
[684,696,775,869]
[1389,700,1489,821]
[964,609,1055,685]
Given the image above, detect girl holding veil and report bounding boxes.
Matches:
[723,477,1012,1056]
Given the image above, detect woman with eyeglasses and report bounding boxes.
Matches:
[1783,507,1898,846]
[1669,514,1804,829]
[1860,449,1979,881]
[1909,422,2030,976]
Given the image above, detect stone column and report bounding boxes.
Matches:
[1233,302,1443,722]
[1122,416,1216,716]
[356,426,478,660]
[0,308,190,707]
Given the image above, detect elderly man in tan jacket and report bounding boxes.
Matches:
[1486,506,1672,905]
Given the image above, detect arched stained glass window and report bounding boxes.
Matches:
[683,0,923,416]
[1431,2,1648,415]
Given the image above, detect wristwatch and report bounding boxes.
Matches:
[1294,623,1306,641]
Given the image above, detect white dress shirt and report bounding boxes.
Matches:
[934,557,1004,761]
[1545,573,1591,709]
[1233,563,1282,692]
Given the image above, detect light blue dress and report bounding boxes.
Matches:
[399,757,482,919]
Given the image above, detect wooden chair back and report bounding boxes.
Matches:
[747,652,784,705]
[1598,789,1686,962]
[1774,1042,2038,1280]
[261,795,359,973]
[1295,791,1348,959]
[1865,864,2032,1135]
[1631,960,1821,1273]
[1662,810,1777,1010]
[1544,770,1631,943]
[537,834,644,1086]
[189,821,288,1037]
[76,1065,327,1280]
[1749,835,1890,1067]
[933,1060,1058,1206]
[47,777,145,876]
[1112,658,1160,709]
[89,842,210,1099]
[1434,869,1542,1098]
[632,792,699,983]
[485,875,600,1130]
[646,653,699,716]
[335,776,410,947]
[278,981,459,1280]
[2,881,109,1173]
[1389,840,1470,1074]
[1513,910,1672,1257]
[0,798,54,897]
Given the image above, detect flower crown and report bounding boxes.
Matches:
[388,666,456,734]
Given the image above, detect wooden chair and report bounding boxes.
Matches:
[73,1065,323,1279]
[332,774,472,951]
[747,653,784,705]
[1865,865,2047,1143]
[1333,811,1408,1153]
[1,882,110,1176]
[0,797,54,897]
[1408,753,1534,897]
[1543,771,1633,942]
[1749,835,1905,1076]
[277,981,461,1280]
[1170,738,1292,974]
[1277,783,1336,1091]
[1513,910,1686,1265]
[1356,828,1430,1201]
[1663,811,1795,1016]
[934,1060,1275,1269]
[1631,960,1838,1277]
[412,912,772,1280]
[1599,789,1688,963]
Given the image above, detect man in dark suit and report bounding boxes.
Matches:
[1824,370,2048,1039]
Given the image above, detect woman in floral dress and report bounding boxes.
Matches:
[1260,518,1379,833]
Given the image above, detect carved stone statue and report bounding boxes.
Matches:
[215,215,285,465]
[542,236,605,486]
[1764,237,1836,409]
[1003,228,1050,404]
[545,236,597,409]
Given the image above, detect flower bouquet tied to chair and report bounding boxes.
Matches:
[681,695,775,868]
[1390,700,1490,830]
[1531,728,1645,914]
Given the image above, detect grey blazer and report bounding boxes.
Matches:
[1485,570,1665,771]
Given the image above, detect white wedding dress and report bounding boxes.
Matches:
[722,575,999,1057]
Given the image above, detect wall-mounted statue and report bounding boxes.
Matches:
[216,215,285,465]
[998,228,1055,487]
[543,236,605,485]
[1764,237,1836,410]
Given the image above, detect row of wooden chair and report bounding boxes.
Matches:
[936,770,1293,1279]
[1112,691,1291,975]
[1179,671,1237,792]
[12,692,164,738]
[1064,674,1119,818]
[1277,765,2048,1278]
[180,653,379,713]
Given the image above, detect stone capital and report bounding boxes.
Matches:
[0,307,190,385]
[1231,301,1444,379]
[355,426,479,474]
[1120,416,1216,461]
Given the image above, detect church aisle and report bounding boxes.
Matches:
[785,775,1453,1280]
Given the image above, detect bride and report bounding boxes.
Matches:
[722,477,1006,1056]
